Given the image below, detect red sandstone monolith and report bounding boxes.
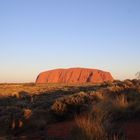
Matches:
[36,68,114,84]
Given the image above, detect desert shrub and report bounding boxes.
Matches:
[21,109,49,132]
[103,81,114,87]
[120,102,140,120]
[123,79,134,87]
[22,117,46,132]
[32,109,51,122]
[64,94,85,107]
[30,93,55,109]
[102,93,140,121]
[15,100,30,108]
[51,92,93,118]
[18,91,31,101]
[22,83,36,86]
[131,79,140,88]
[51,100,67,116]
[93,91,108,101]
[107,85,124,93]
[0,106,24,134]
[125,90,140,103]
[0,97,18,106]
[132,103,140,118]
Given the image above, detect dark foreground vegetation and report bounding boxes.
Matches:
[0,80,140,140]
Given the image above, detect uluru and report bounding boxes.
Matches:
[36,68,114,84]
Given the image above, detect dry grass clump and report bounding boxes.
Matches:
[114,94,128,108]
[93,91,107,101]
[11,119,23,130]
[72,114,107,140]
[24,109,32,120]
[71,100,127,140]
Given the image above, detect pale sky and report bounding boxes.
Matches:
[0,0,140,82]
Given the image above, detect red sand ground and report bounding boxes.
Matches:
[12,120,140,140]
[46,120,75,139]
[124,121,140,140]
[46,120,140,140]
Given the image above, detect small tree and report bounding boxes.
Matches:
[135,71,140,79]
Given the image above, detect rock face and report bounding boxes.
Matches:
[36,68,113,84]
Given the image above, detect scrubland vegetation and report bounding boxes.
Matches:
[0,80,140,139]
